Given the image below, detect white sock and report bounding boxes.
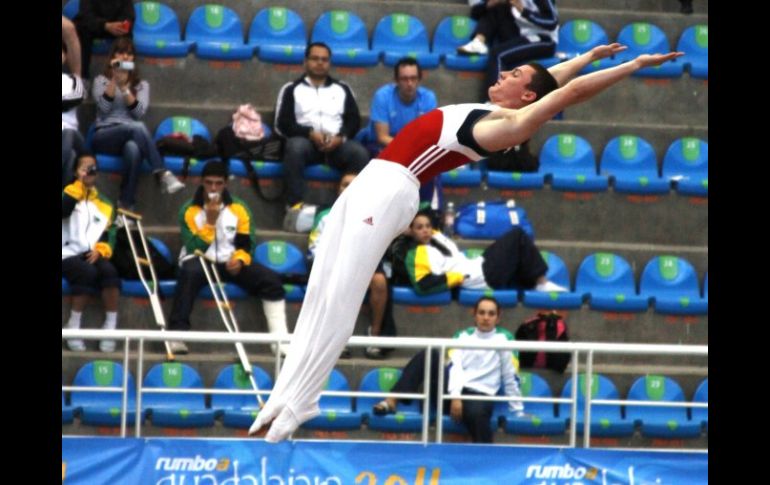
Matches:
[67,311,83,329]
[102,312,118,330]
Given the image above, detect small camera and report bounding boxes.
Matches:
[208,192,219,200]
[111,60,135,71]
[86,165,98,176]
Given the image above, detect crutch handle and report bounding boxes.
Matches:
[117,207,143,220]
[137,257,151,267]
[193,249,213,262]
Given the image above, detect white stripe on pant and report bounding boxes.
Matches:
[256,160,420,436]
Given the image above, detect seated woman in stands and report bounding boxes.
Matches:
[62,154,121,353]
[91,36,184,211]
[372,296,526,443]
[392,210,565,294]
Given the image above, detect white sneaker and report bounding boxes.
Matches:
[168,340,189,354]
[99,340,116,352]
[457,37,488,55]
[67,339,86,352]
[535,280,568,293]
[160,170,185,194]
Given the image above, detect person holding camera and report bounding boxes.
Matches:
[91,37,184,212]
[62,154,121,353]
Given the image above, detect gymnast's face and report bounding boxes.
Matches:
[488,64,537,109]
[410,215,434,245]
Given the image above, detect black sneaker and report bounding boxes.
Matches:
[339,346,352,359]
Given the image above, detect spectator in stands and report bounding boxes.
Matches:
[357,58,438,156]
[308,171,397,360]
[393,210,566,294]
[275,42,370,228]
[356,57,444,215]
[167,161,289,356]
[459,0,559,96]
[74,0,134,80]
[62,44,87,188]
[91,37,184,211]
[62,16,82,77]
[372,296,526,443]
[62,154,121,353]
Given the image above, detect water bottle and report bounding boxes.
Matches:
[444,201,456,237]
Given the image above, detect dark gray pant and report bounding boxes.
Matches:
[169,258,286,331]
[282,137,369,206]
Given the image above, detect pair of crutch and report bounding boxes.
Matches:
[193,249,265,409]
[118,208,264,409]
[117,208,177,361]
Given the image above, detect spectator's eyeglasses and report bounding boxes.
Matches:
[307,56,330,62]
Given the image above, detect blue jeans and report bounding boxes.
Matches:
[92,122,166,208]
[62,129,86,188]
[282,136,370,206]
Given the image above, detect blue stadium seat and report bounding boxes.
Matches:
[359,367,424,432]
[310,11,379,67]
[702,272,708,303]
[143,362,216,427]
[662,138,708,197]
[616,23,684,78]
[133,2,192,57]
[558,374,634,437]
[62,0,79,20]
[486,167,545,190]
[575,253,649,312]
[504,372,566,435]
[153,116,215,176]
[392,286,452,305]
[540,134,608,192]
[639,256,708,315]
[249,7,307,64]
[691,378,708,429]
[70,360,138,426]
[304,164,342,182]
[600,135,670,194]
[522,251,583,309]
[254,240,307,302]
[186,4,254,60]
[626,375,702,438]
[677,25,708,79]
[62,278,71,295]
[86,124,137,174]
[432,16,487,71]
[440,164,482,188]
[555,20,618,73]
[211,364,273,428]
[372,14,440,68]
[458,288,519,307]
[120,237,177,297]
[303,369,364,430]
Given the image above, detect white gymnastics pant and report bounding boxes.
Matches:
[255,160,419,438]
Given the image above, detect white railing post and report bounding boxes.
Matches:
[120,337,130,438]
[135,338,145,438]
[583,350,595,448]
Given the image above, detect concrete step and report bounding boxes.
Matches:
[82,50,707,127]
[91,171,707,247]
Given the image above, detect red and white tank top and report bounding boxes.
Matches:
[377,103,495,185]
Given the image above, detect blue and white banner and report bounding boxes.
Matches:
[62,437,707,484]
